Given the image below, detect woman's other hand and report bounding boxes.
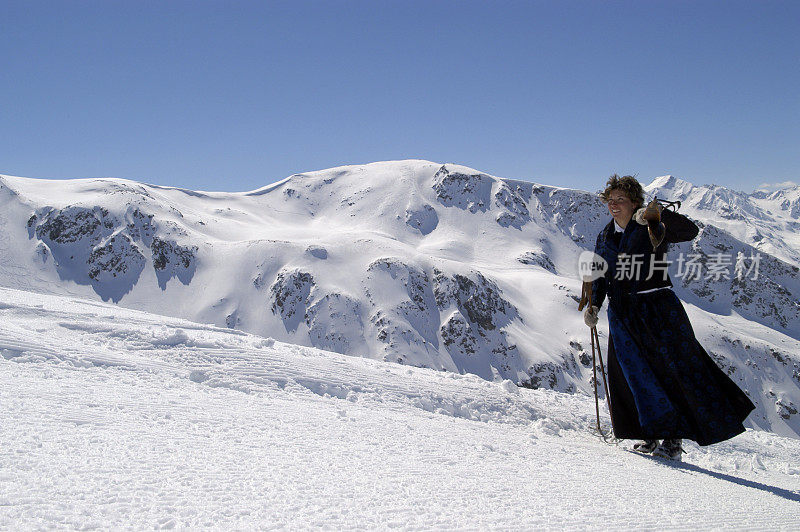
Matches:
[584,305,599,328]
[634,200,663,225]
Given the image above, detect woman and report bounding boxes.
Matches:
[584,174,755,459]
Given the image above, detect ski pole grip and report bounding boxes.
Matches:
[578,280,593,311]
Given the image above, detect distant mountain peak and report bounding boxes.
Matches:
[755,181,800,194]
[645,175,695,196]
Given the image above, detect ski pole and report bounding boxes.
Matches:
[579,280,613,440]
[580,281,604,437]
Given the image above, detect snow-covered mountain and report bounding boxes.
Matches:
[1,160,798,437]
[646,175,800,267]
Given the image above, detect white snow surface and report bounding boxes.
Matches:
[1,160,799,440]
[1,286,799,530]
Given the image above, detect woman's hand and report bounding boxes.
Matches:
[583,305,599,328]
[634,200,663,225]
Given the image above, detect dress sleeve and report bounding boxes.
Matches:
[591,231,607,309]
[663,209,699,243]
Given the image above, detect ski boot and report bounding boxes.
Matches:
[632,439,658,454]
[652,439,684,461]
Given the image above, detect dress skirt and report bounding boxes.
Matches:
[605,289,755,446]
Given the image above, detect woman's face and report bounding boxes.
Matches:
[606,189,636,227]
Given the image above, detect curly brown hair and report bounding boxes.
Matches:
[599,174,645,209]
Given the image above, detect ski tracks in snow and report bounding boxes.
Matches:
[1,286,799,529]
[0,287,564,429]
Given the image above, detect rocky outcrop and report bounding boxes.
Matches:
[431,165,534,229]
[151,237,198,289]
[364,258,439,366]
[432,165,492,213]
[433,267,523,381]
[30,206,144,302]
[270,269,315,333]
[87,234,146,294]
[361,258,527,379]
[268,268,367,356]
[305,293,364,355]
[440,310,477,356]
[530,186,607,245]
[125,208,156,245]
[494,182,531,229]
[670,223,800,339]
[434,269,517,330]
[27,204,197,300]
[776,399,797,421]
[34,206,111,244]
[524,356,578,394]
[517,250,556,272]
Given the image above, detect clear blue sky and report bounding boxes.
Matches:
[1,0,797,192]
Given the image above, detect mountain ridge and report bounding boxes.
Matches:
[1,160,798,437]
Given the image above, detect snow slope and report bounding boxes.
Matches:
[1,287,799,529]
[1,160,798,437]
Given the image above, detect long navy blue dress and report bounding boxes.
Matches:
[592,209,755,446]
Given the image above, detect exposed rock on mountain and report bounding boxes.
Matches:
[517,250,556,272]
[25,202,197,301]
[432,165,492,213]
[668,216,800,339]
[1,162,798,436]
[493,181,531,229]
[270,269,314,333]
[151,237,198,289]
[305,292,365,356]
[29,206,144,302]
